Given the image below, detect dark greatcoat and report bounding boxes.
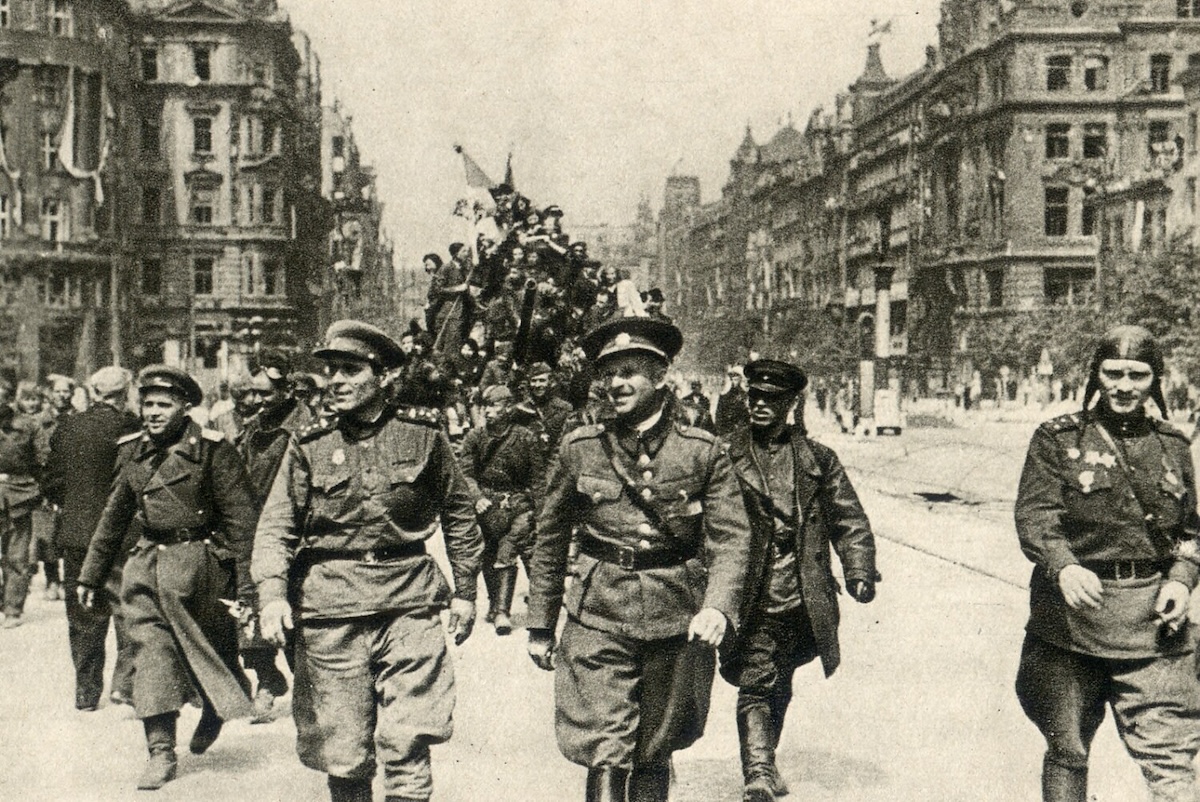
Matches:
[720,425,876,679]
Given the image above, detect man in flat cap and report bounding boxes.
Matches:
[44,366,140,711]
[77,364,257,790]
[718,359,877,802]
[252,320,483,802]
[459,383,544,635]
[235,349,313,723]
[526,316,752,802]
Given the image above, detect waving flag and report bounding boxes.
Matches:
[454,144,494,189]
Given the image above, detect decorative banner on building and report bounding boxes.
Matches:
[57,65,110,204]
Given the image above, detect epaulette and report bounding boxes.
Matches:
[394,404,443,428]
[675,421,717,443]
[562,422,605,444]
[1042,412,1082,434]
[200,428,225,443]
[297,416,336,443]
[117,431,144,445]
[1151,417,1192,443]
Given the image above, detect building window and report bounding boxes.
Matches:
[141,186,161,224]
[261,186,279,224]
[331,136,345,159]
[1045,267,1095,306]
[1150,54,1172,93]
[35,68,62,105]
[0,195,7,239]
[1084,56,1108,91]
[141,48,158,81]
[1181,0,1200,18]
[192,45,212,82]
[41,198,64,242]
[141,258,162,295]
[141,116,160,156]
[263,258,283,296]
[193,257,214,295]
[0,0,9,28]
[1047,56,1071,91]
[50,0,73,37]
[189,188,214,225]
[193,117,212,154]
[240,253,255,295]
[1083,123,1107,159]
[985,270,1004,308]
[1044,187,1069,237]
[42,132,57,171]
[1082,190,1097,236]
[196,339,220,369]
[1149,120,1170,156]
[1045,123,1070,159]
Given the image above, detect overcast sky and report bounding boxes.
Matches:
[283,0,941,267]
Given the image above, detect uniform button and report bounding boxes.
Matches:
[592,493,604,502]
[641,488,654,501]
[637,523,652,536]
[637,454,651,467]
[157,544,166,551]
[638,539,651,549]
[642,470,653,481]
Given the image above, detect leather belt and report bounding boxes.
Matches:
[578,531,695,571]
[144,526,210,546]
[299,541,427,564]
[1080,559,1170,581]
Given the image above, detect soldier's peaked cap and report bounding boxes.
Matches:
[137,365,203,406]
[481,384,514,404]
[745,359,808,395]
[582,316,683,364]
[313,320,406,369]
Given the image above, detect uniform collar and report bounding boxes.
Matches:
[135,420,203,463]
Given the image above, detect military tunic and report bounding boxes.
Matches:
[527,406,751,768]
[78,421,257,721]
[1014,410,1200,801]
[0,410,43,619]
[459,419,545,571]
[251,406,483,800]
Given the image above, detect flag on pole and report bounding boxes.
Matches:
[454,144,494,189]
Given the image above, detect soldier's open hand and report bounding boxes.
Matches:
[527,629,555,671]
[1155,580,1191,630]
[76,585,95,610]
[259,599,294,647]
[688,607,727,647]
[1058,564,1104,609]
[447,597,476,645]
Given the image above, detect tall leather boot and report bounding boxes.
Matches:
[629,762,671,802]
[1042,757,1087,802]
[328,775,373,802]
[493,566,518,635]
[138,713,178,790]
[585,767,629,802]
[189,702,223,755]
[767,690,790,797]
[482,564,500,623]
[738,704,777,802]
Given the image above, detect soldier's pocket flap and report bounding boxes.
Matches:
[1065,466,1114,495]
[577,474,622,503]
[389,456,429,486]
[310,465,352,493]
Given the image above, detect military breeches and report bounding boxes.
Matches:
[554,616,716,769]
[1016,633,1200,802]
[120,541,252,721]
[0,511,32,617]
[728,606,820,734]
[293,610,455,801]
[62,548,134,707]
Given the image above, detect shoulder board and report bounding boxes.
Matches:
[562,423,605,444]
[117,431,144,445]
[394,404,443,428]
[1041,412,1082,434]
[1151,418,1191,442]
[674,421,717,442]
[297,416,336,443]
[200,428,225,443]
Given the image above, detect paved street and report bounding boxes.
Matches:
[0,416,1162,801]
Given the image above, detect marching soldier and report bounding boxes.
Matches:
[236,350,314,723]
[526,317,752,802]
[77,366,257,790]
[517,361,574,454]
[719,360,877,802]
[252,320,483,802]
[459,384,544,635]
[0,378,44,628]
[1015,325,1200,802]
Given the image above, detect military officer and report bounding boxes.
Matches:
[77,365,257,790]
[526,317,752,802]
[719,360,877,802]
[0,378,44,628]
[236,349,313,723]
[252,320,483,802]
[459,383,545,634]
[1015,325,1200,802]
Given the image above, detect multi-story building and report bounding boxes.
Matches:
[0,0,134,380]
[125,0,323,388]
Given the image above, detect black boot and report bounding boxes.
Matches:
[629,763,670,802]
[493,566,518,635]
[585,767,629,802]
[138,713,178,790]
[328,775,372,802]
[189,703,223,755]
[482,565,500,623]
[738,704,776,802]
[1042,757,1087,802]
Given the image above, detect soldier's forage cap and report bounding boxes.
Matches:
[313,320,406,370]
[481,384,514,404]
[528,362,553,378]
[543,205,564,218]
[88,366,131,396]
[137,365,203,406]
[582,317,683,365]
[745,359,808,396]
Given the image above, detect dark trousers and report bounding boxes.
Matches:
[1,511,32,617]
[62,548,135,708]
[731,606,820,744]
